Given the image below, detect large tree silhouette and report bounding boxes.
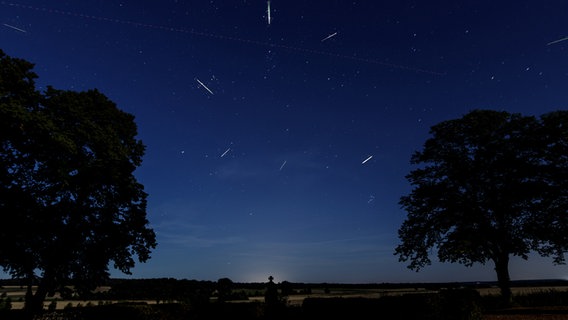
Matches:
[395,109,568,303]
[0,50,156,313]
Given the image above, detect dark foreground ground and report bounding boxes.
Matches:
[4,289,568,320]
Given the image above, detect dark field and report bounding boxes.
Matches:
[3,279,568,319]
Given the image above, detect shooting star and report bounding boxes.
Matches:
[279,160,287,171]
[220,148,231,158]
[195,78,214,95]
[361,155,373,165]
[321,32,338,42]
[547,36,568,46]
[266,0,272,25]
[3,23,27,33]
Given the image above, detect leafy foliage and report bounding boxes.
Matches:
[395,109,568,301]
[0,49,156,312]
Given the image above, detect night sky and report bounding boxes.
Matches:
[2,1,568,283]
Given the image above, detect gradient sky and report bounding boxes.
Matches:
[2,1,568,284]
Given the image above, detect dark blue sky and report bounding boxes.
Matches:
[2,1,568,283]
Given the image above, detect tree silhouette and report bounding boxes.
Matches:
[395,109,568,304]
[0,50,156,313]
[216,277,233,303]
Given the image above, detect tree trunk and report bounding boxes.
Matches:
[23,277,49,315]
[24,282,33,310]
[494,254,512,306]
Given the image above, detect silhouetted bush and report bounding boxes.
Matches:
[47,300,57,312]
[438,288,482,320]
[216,277,234,303]
[0,292,12,311]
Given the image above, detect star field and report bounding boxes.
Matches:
[2,0,568,283]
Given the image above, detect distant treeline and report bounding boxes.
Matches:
[2,278,568,290]
[237,279,568,291]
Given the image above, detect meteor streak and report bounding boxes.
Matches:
[547,36,568,46]
[361,155,373,164]
[195,78,214,95]
[3,23,26,33]
[279,160,287,171]
[267,0,271,25]
[321,32,337,42]
[0,2,445,75]
[220,148,231,158]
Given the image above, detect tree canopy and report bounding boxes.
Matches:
[395,109,568,303]
[0,49,156,313]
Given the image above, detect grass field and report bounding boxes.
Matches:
[4,284,568,320]
[5,285,568,307]
[0,286,159,310]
